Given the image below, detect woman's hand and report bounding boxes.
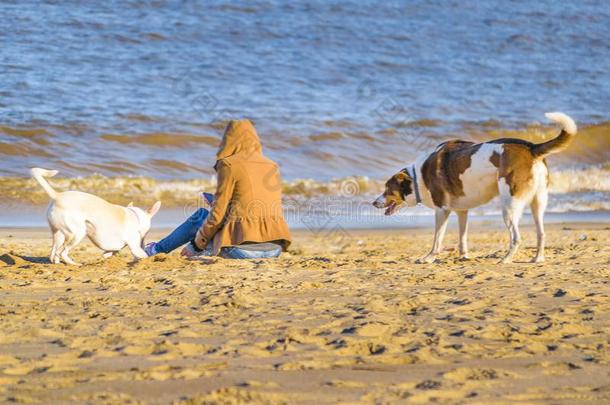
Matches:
[180,242,200,258]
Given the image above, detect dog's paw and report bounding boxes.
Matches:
[62,258,81,266]
[416,255,437,264]
[457,255,471,262]
[531,256,545,264]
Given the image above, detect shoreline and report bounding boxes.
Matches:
[1,208,609,230]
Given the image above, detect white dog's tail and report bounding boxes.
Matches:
[533,112,577,157]
[30,168,59,200]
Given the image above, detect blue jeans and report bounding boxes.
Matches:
[155,208,282,259]
[219,245,283,259]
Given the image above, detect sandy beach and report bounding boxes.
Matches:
[1,223,609,404]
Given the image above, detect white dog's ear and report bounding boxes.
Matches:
[127,202,134,207]
[148,201,161,217]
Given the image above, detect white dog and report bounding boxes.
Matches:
[31,168,161,265]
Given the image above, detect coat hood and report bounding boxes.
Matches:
[216,119,262,161]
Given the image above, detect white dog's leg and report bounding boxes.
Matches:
[530,189,548,263]
[60,225,86,266]
[417,208,450,263]
[50,230,65,264]
[457,210,469,259]
[501,200,525,264]
[60,234,81,265]
[55,233,68,263]
[127,237,148,260]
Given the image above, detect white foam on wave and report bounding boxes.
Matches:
[549,164,610,193]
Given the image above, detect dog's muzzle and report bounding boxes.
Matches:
[372,195,386,208]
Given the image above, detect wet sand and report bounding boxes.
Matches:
[1,223,609,404]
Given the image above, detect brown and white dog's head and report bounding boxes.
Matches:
[372,170,417,215]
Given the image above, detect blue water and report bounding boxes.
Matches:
[0,0,609,179]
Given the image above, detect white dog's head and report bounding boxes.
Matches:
[127,201,161,242]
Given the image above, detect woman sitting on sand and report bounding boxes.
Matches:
[145,119,291,259]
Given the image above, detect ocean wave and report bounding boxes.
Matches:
[549,164,610,193]
[1,165,607,211]
[100,133,219,147]
[1,120,608,180]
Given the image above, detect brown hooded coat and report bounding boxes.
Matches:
[194,120,291,254]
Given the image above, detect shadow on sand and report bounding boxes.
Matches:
[0,252,51,266]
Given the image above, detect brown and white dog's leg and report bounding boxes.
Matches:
[457,210,469,259]
[417,208,450,263]
[530,189,548,263]
[500,200,525,264]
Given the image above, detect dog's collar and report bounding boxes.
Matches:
[403,165,422,205]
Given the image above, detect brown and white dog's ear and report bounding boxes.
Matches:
[127,202,134,207]
[148,201,161,217]
[395,172,410,183]
[393,171,413,198]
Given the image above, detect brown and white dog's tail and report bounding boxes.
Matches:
[532,112,577,157]
[30,168,59,200]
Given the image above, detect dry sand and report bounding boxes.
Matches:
[0,223,609,404]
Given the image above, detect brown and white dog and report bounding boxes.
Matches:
[373,112,577,264]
